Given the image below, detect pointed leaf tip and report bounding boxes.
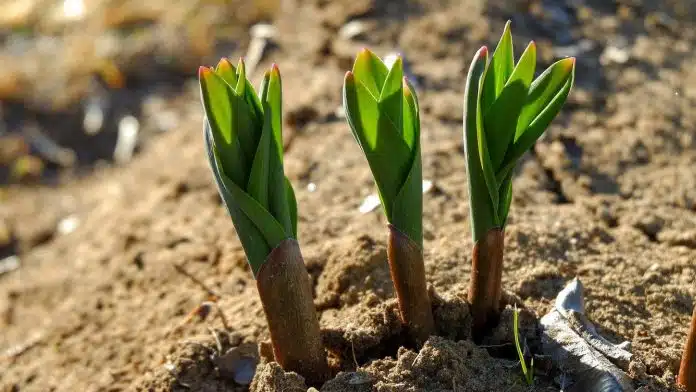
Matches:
[477,46,488,57]
[198,66,211,78]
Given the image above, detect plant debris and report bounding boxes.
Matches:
[541,278,635,392]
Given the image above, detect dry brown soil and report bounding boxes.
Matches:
[1,0,695,391]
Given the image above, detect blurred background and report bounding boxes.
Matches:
[1,0,696,390]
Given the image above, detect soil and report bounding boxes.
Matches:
[1,0,695,391]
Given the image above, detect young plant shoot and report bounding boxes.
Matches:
[343,49,435,345]
[679,305,696,391]
[199,59,328,384]
[463,22,575,338]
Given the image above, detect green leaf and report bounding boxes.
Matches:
[199,68,247,187]
[378,56,404,137]
[215,58,238,88]
[390,80,422,247]
[217,151,288,250]
[235,58,246,96]
[352,49,389,99]
[264,66,294,237]
[482,41,537,172]
[506,41,536,91]
[343,72,412,220]
[498,172,513,226]
[464,47,498,242]
[204,123,271,276]
[498,60,575,183]
[267,65,285,165]
[247,106,271,209]
[476,65,500,224]
[481,20,514,114]
[285,176,298,238]
[515,57,575,141]
[483,80,528,172]
[402,77,420,149]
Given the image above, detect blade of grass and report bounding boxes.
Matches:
[514,306,533,385]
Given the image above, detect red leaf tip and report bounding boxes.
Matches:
[198,66,210,77]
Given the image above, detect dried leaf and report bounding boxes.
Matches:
[540,278,635,392]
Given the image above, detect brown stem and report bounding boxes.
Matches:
[387,224,435,346]
[468,228,505,341]
[679,306,696,391]
[256,239,329,386]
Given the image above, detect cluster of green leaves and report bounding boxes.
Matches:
[343,49,423,247]
[199,59,297,276]
[464,22,575,241]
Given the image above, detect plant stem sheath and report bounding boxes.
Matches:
[679,305,696,391]
[387,224,435,346]
[256,239,329,386]
[468,228,505,341]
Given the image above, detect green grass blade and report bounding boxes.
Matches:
[464,47,498,241]
[204,123,270,275]
[343,72,412,220]
[515,57,575,141]
[513,306,532,385]
[199,68,247,187]
[285,176,298,238]
[481,20,514,114]
[391,80,422,246]
[352,49,389,99]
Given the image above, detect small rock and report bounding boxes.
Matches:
[214,343,259,385]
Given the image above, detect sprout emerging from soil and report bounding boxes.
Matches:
[679,305,696,391]
[343,49,435,345]
[463,21,575,339]
[199,58,328,384]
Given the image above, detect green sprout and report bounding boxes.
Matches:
[343,49,435,345]
[513,305,534,386]
[199,59,328,385]
[464,21,575,338]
